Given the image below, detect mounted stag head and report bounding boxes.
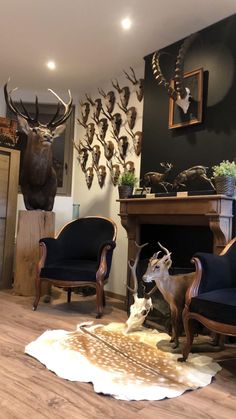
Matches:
[4,82,73,211]
[125,242,157,334]
[111,79,130,108]
[152,33,197,114]
[98,88,115,114]
[124,67,144,102]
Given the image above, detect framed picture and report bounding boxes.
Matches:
[168,68,203,129]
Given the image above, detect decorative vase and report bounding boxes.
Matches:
[214,176,235,197]
[118,185,133,199]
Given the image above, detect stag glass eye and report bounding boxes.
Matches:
[141,310,147,316]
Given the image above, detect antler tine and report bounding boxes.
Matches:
[130,67,138,83]
[127,242,148,294]
[4,83,34,122]
[158,242,171,257]
[77,117,87,128]
[124,69,134,84]
[144,284,158,299]
[117,102,127,113]
[98,88,106,97]
[85,94,94,106]
[111,79,121,92]
[101,107,111,121]
[47,89,73,127]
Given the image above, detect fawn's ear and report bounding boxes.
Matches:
[17,116,30,134]
[165,259,172,269]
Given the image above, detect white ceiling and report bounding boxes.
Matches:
[1,0,236,95]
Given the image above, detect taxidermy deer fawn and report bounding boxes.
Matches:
[125,243,157,334]
[142,243,195,348]
[4,82,73,211]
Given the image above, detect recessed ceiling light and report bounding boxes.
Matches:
[47,61,56,70]
[121,17,132,30]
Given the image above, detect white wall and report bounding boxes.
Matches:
[0,67,144,297]
[73,66,144,296]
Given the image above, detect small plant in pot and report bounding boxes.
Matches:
[212,160,236,196]
[118,171,138,199]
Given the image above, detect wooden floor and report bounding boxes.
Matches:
[0,290,235,419]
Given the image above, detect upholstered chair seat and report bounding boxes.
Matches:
[180,237,236,361]
[33,216,117,318]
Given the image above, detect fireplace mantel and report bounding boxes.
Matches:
[118,194,234,310]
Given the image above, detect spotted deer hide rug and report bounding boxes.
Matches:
[25,322,221,401]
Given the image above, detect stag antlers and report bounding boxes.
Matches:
[4,82,73,128]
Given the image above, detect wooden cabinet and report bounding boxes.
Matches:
[0,146,20,288]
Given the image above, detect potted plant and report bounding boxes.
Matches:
[118,171,138,199]
[212,160,236,196]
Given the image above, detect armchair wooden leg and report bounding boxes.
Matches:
[67,288,72,303]
[96,281,104,319]
[33,275,41,311]
[178,309,195,362]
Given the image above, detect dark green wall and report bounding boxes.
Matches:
[141,13,236,192]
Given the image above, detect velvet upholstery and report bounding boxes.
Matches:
[33,216,117,318]
[179,237,236,362]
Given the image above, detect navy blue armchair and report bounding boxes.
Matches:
[180,237,236,361]
[33,216,117,318]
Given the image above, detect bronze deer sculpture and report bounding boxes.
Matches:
[4,82,73,211]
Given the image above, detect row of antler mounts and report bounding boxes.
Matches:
[75,67,144,189]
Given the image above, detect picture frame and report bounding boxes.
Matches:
[168,68,203,129]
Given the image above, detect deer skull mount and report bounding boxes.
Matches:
[92,144,101,168]
[86,123,95,144]
[107,162,120,186]
[127,107,137,130]
[104,140,114,161]
[97,118,108,141]
[79,101,90,124]
[125,161,135,173]
[125,242,157,334]
[118,136,128,159]
[111,113,122,137]
[98,88,115,114]
[127,130,142,156]
[111,79,130,109]
[85,166,94,189]
[124,67,144,102]
[85,95,102,120]
[96,165,106,188]
[152,33,197,114]
[4,82,73,211]
[74,142,89,172]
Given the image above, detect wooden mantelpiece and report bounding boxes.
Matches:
[118,195,234,255]
[118,194,234,293]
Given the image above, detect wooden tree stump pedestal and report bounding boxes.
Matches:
[14,210,55,296]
